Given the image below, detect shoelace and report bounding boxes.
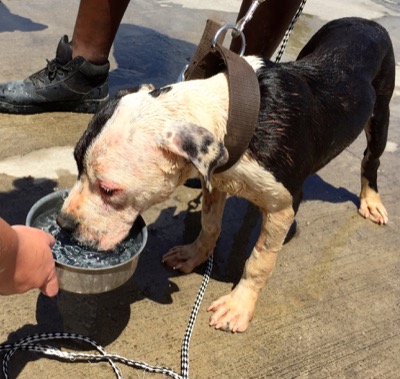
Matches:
[30,58,73,83]
[46,58,73,81]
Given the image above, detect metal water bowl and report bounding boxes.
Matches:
[26,190,147,294]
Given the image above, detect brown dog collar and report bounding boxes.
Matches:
[184,19,261,173]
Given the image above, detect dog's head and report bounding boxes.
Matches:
[57,84,228,250]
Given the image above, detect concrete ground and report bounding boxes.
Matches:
[0,0,399,378]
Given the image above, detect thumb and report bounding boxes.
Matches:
[47,233,56,246]
[40,268,59,297]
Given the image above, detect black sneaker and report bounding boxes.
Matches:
[0,36,109,114]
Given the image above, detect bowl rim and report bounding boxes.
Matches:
[26,190,148,272]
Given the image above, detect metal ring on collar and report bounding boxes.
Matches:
[212,24,246,57]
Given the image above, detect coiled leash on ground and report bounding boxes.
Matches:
[0,1,307,377]
[0,256,213,379]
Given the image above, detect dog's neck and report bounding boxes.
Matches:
[163,72,230,141]
[166,56,263,142]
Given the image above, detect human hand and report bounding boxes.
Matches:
[1,226,58,296]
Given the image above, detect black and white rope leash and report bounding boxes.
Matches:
[274,0,308,63]
[229,0,307,62]
[0,256,213,379]
[181,254,213,378]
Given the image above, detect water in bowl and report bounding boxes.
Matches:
[32,207,142,269]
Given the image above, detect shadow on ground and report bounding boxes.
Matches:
[0,177,58,224]
[109,23,196,95]
[0,171,360,376]
[0,2,47,33]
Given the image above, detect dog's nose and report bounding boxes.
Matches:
[56,211,78,233]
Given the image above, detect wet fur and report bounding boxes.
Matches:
[59,18,395,332]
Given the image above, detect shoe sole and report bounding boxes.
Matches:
[0,96,109,114]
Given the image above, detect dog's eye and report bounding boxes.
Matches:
[99,184,117,197]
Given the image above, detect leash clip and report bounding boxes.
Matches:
[213,0,265,57]
[212,24,246,57]
[232,0,263,38]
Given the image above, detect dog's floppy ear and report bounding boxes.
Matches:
[158,122,228,190]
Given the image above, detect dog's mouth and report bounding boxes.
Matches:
[49,219,145,270]
[56,212,118,251]
[53,222,102,251]
[67,229,117,252]
[56,226,132,256]
[78,225,135,252]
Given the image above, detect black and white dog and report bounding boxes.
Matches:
[58,18,395,332]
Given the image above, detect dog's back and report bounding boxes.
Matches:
[297,17,394,75]
[249,17,395,209]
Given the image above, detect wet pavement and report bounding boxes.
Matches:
[1,0,400,378]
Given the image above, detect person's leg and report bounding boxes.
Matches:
[0,0,130,114]
[72,0,130,64]
[230,0,304,58]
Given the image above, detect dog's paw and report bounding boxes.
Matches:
[162,244,208,273]
[207,288,257,333]
[359,194,388,225]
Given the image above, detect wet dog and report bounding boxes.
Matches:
[57,18,395,332]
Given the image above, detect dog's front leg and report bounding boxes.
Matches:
[162,187,227,273]
[208,205,295,333]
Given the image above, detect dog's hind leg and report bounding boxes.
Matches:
[208,205,295,333]
[359,54,394,225]
[162,187,227,272]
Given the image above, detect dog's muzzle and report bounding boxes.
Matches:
[56,211,78,233]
